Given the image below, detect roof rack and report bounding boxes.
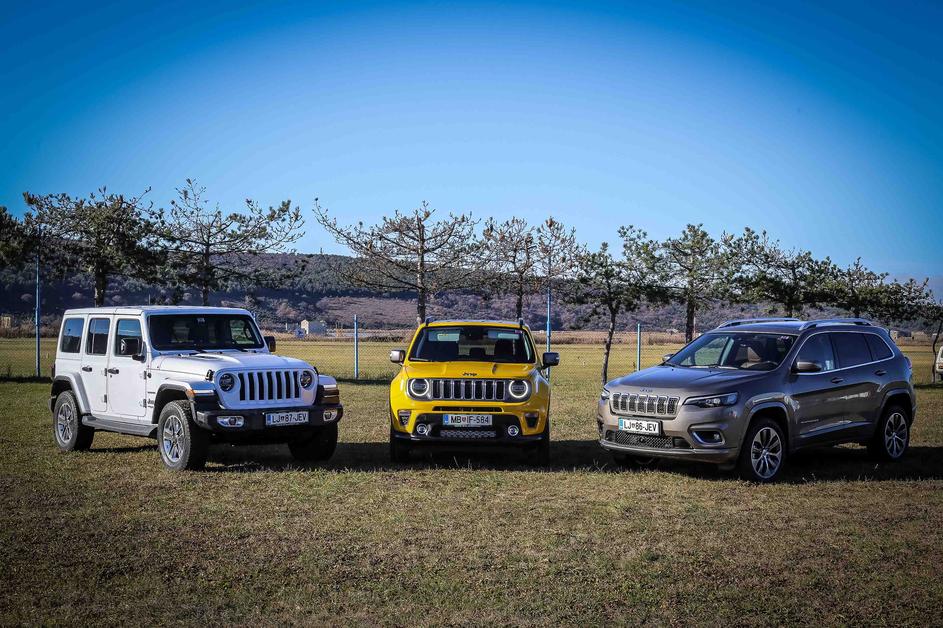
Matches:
[424,316,434,326]
[799,318,873,330]
[719,317,800,328]
[518,317,525,329]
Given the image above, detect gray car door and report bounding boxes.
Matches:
[789,332,845,446]
[829,331,882,439]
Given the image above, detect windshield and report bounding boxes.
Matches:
[409,326,535,363]
[148,314,264,351]
[667,332,796,371]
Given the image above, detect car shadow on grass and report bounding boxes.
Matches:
[190,439,943,482]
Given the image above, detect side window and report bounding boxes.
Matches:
[796,334,836,371]
[114,319,143,356]
[831,333,872,368]
[864,334,893,361]
[85,318,111,356]
[60,318,84,353]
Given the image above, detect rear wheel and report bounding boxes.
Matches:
[737,418,786,483]
[157,401,208,471]
[289,423,339,462]
[53,391,94,452]
[868,405,910,461]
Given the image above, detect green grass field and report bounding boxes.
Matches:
[0,343,941,624]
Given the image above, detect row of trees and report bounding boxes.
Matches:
[2,184,940,382]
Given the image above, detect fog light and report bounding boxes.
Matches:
[323,408,338,422]
[416,423,429,436]
[692,429,724,445]
[217,415,244,428]
[507,425,520,437]
[397,410,411,426]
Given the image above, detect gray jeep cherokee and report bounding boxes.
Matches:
[597,318,916,482]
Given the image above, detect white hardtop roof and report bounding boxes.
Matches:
[62,306,253,317]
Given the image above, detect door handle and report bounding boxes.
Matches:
[830,377,844,384]
[875,369,887,376]
[107,367,120,375]
[81,366,93,372]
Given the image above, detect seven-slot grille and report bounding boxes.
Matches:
[610,392,679,416]
[429,379,507,401]
[234,370,305,403]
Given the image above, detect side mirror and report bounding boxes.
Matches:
[542,352,560,367]
[390,349,405,364]
[264,335,277,353]
[662,353,675,363]
[793,360,823,373]
[120,337,142,358]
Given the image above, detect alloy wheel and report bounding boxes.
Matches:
[162,415,185,464]
[884,412,908,459]
[56,403,75,444]
[750,426,783,479]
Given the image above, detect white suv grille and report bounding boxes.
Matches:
[236,370,304,403]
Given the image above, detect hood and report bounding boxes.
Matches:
[403,361,536,379]
[152,351,311,378]
[607,365,768,394]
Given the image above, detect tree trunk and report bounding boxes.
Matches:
[685,296,696,343]
[515,280,524,320]
[201,247,211,306]
[601,311,616,386]
[417,289,427,325]
[415,217,427,325]
[94,270,107,307]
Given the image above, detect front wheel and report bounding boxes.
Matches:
[526,419,551,467]
[390,428,411,463]
[868,405,910,461]
[289,423,338,462]
[157,401,209,471]
[737,418,786,483]
[53,391,94,452]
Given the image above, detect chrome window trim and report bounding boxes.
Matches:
[792,330,896,376]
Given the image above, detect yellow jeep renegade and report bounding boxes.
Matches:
[388,319,559,464]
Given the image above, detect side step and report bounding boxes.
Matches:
[82,415,157,438]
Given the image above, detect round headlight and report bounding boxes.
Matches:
[300,370,314,389]
[508,379,531,400]
[219,373,235,392]
[408,378,430,398]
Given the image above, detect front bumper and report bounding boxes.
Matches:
[391,411,545,446]
[596,397,745,465]
[194,401,343,440]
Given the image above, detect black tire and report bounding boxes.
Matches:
[289,423,339,462]
[157,400,209,471]
[612,452,659,469]
[868,404,910,461]
[737,417,787,483]
[53,391,94,452]
[527,419,551,467]
[390,428,411,463]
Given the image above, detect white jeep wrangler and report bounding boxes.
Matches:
[50,306,343,470]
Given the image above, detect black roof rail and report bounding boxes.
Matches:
[719,317,800,328]
[800,318,873,330]
[424,316,434,326]
[518,317,525,329]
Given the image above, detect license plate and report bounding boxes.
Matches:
[443,414,492,427]
[265,411,309,426]
[618,418,660,435]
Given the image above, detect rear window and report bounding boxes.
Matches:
[831,333,872,368]
[60,318,84,353]
[864,334,893,361]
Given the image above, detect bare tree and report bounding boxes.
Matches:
[482,217,537,319]
[314,200,480,324]
[23,188,161,306]
[535,217,580,341]
[657,224,733,342]
[574,226,662,385]
[155,179,306,305]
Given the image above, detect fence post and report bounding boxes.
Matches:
[353,315,359,380]
[35,234,41,378]
[636,322,641,372]
[545,282,552,380]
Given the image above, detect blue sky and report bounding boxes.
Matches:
[2,0,941,282]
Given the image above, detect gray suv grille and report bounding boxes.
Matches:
[237,370,303,403]
[430,379,507,401]
[606,430,674,449]
[610,393,679,417]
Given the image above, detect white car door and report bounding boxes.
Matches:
[80,316,112,415]
[107,317,148,420]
